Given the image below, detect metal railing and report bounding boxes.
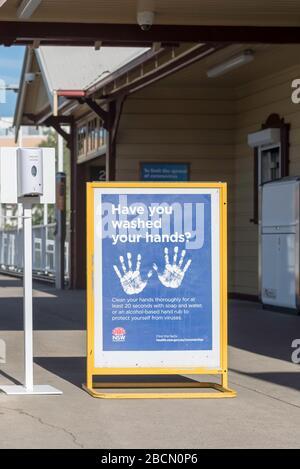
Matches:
[0,223,70,282]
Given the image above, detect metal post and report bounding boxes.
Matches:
[43,204,48,225]
[17,204,23,230]
[58,134,64,173]
[0,203,3,231]
[55,172,66,289]
[23,202,33,390]
[17,126,23,231]
[43,204,48,273]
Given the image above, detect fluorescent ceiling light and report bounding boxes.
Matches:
[17,0,42,19]
[207,50,254,78]
[0,0,8,7]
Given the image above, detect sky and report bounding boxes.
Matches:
[0,46,25,117]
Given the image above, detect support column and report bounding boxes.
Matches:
[70,123,87,289]
[106,101,117,181]
[70,123,77,289]
[55,172,66,290]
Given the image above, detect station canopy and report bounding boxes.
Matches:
[0,1,299,26]
[0,1,300,47]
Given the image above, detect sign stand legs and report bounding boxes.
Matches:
[0,203,62,396]
[83,384,236,399]
[83,373,236,399]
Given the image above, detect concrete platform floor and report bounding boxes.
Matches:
[0,274,299,449]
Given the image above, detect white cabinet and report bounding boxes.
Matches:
[261,177,300,311]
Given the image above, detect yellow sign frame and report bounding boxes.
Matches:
[84,182,236,399]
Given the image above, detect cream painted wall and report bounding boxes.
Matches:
[116,85,236,291]
[233,64,300,296]
[116,64,300,296]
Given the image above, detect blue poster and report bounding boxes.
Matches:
[100,193,212,351]
[141,163,189,182]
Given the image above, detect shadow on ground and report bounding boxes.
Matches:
[1,276,300,367]
[34,357,85,387]
[34,356,202,390]
[230,369,300,392]
[229,299,300,363]
[0,277,85,331]
[34,356,300,393]
[0,368,22,386]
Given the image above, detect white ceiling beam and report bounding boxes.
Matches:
[17,0,43,19]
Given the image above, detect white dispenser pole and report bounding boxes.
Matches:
[0,201,62,395]
[0,147,62,396]
[23,202,34,391]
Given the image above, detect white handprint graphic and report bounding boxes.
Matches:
[153,246,192,289]
[113,253,153,295]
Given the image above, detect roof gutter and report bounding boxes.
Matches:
[86,46,164,97]
[56,90,86,97]
[53,89,86,116]
[85,43,226,101]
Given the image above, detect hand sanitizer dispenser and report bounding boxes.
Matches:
[17,148,43,198]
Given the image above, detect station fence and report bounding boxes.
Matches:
[0,223,70,282]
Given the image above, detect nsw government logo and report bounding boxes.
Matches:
[112,327,126,342]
